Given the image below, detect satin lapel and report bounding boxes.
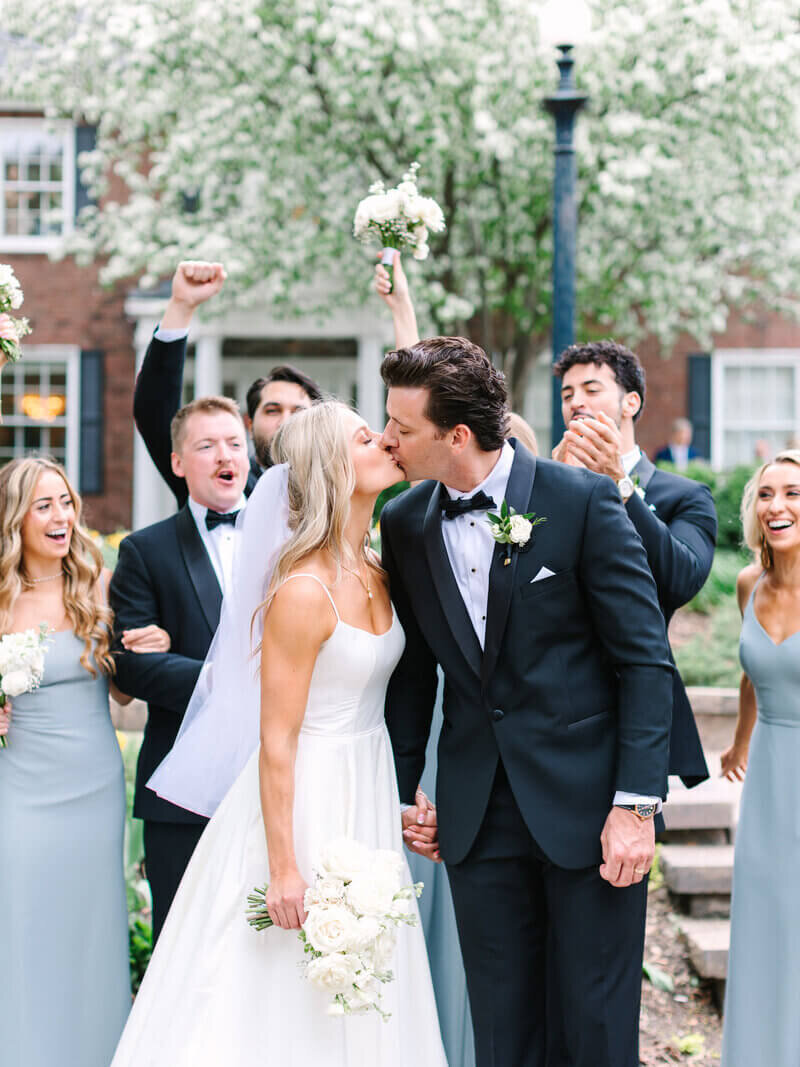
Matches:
[482,445,537,688]
[632,453,657,491]
[422,483,483,679]
[175,506,223,637]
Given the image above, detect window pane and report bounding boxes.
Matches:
[0,125,65,239]
[0,427,13,448]
[49,427,66,450]
[724,429,792,468]
[724,365,794,423]
[23,426,42,450]
[27,160,41,182]
[49,159,62,182]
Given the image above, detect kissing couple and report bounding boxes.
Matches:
[111,336,673,1067]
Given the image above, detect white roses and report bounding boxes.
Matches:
[508,514,533,545]
[246,837,424,1019]
[353,162,445,265]
[0,623,50,748]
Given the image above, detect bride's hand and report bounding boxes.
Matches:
[266,869,309,930]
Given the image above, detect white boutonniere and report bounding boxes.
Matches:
[487,500,547,566]
[632,475,657,512]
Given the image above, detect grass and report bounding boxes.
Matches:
[117,731,153,991]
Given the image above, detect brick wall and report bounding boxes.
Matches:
[7,253,136,531]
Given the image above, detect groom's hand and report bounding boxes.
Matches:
[402,787,441,863]
[599,807,655,888]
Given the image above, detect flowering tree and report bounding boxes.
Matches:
[3,0,799,400]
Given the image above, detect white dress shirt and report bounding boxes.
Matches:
[440,442,514,649]
[622,445,642,476]
[187,494,246,599]
[154,325,189,343]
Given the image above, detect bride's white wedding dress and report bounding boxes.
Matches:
[111,576,447,1066]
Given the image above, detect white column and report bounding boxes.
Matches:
[194,334,223,397]
[132,324,175,530]
[357,334,385,429]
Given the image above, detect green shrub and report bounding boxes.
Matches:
[656,460,756,551]
[673,594,742,688]
[686,548,749,614]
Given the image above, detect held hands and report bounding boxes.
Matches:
[599,806,655,888]
[559,412,626,481]
[721,742,748,782]
[402,786,441,863]
[266,868,310,930]
[121,625,171,653]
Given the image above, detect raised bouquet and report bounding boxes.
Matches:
[247,837,423,1019]
[0,264,31,364]
[353,162,445,290]
[0,623,50,748]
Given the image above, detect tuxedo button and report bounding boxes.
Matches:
[492,708,504,722]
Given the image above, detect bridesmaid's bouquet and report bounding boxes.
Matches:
[0,264,31,364]
[0,623,50,748]
[246,837,423,1019]
[353,163,445,291]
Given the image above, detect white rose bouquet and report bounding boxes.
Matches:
[0,264,32,364]
[246,837,422,1019]
[0,623,50,748]
[353,162,445,291]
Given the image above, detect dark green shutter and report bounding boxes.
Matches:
[687,353,711,460]
[74,125,97,219]
[79,349,104,494]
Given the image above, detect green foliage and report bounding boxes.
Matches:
[642,961,674,994]
[686,548,748,614]
[656,461,757,551]
[120,732,152,991]
[675,1032,706,1057]
[129,919,153,995]
[673,594,742,688]
[648,842,664,892]
[373,482,409,522]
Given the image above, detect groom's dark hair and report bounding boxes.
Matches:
[381,337,508,451]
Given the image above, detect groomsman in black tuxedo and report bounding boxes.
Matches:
[552,341,717,787]
[110,394,250,941]
[379,338,674,1067]
[133,261,322,507]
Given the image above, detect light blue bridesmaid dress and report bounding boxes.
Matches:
[407,672,476,1067]
[722,583,800,1065]
[0,630,130,1067]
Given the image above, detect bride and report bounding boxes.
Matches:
[111,401,446,1066]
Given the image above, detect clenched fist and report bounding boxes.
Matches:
[160,261,227,330]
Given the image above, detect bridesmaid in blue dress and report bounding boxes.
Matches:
[0,457,169,1067]
[721,449,800,1066]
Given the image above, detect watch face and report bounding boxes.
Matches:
[618,477,634,498]
[635,803,657,819]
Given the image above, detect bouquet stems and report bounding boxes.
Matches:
[0,693,7,748]
[246,885,274,930]
[381,247,397,294]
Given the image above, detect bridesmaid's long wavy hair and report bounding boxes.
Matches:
[741,449,800,571]
[0,456,114,676]
[252,400,384,644]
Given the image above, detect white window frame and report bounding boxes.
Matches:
[0,344,81,482]
[711,348,800,469]
[0,117,75,253]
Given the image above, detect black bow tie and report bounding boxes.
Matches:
[205,509,240,531]
[441,489,496,520]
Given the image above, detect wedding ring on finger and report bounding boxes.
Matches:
[633,867,647,875]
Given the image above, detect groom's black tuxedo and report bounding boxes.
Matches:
[109,505,223,938]
[381,443,674,1067]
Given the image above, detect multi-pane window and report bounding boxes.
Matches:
[712,351,800,468]
[0,120,74,251]
[0,347,79,480]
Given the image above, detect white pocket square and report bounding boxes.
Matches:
[531,566,556,583]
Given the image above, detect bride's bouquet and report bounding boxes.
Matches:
[353,163,445,291]
[0,264,31,364]
[247,837,423,1019]
[0,623,50,748]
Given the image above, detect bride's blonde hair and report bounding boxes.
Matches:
[0,456,114,676]
[741,449,800,570]
[253,400,383,640]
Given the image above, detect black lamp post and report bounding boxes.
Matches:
[543,44,588,449]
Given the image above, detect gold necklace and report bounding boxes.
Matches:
[342,561,373,600]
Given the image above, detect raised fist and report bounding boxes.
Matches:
[170,261,227,308]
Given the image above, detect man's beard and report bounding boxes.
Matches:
[253,432,273,469]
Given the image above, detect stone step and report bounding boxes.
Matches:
[679,917,730,981]
[662,773,738,835]
[660,844,734,895]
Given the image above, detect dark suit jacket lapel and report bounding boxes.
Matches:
[245,457,262,498]
[175,506,223,636]
[482,444,537,687]
[632,452,657,491]
[422,483,483,679]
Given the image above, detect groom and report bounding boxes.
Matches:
[379,337,674,1067]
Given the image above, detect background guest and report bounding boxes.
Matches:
[0,456,165,1067]
[720,449,800,1065]
[134,261,322,506]
[110,394,250,941]
[655,417,699,469]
